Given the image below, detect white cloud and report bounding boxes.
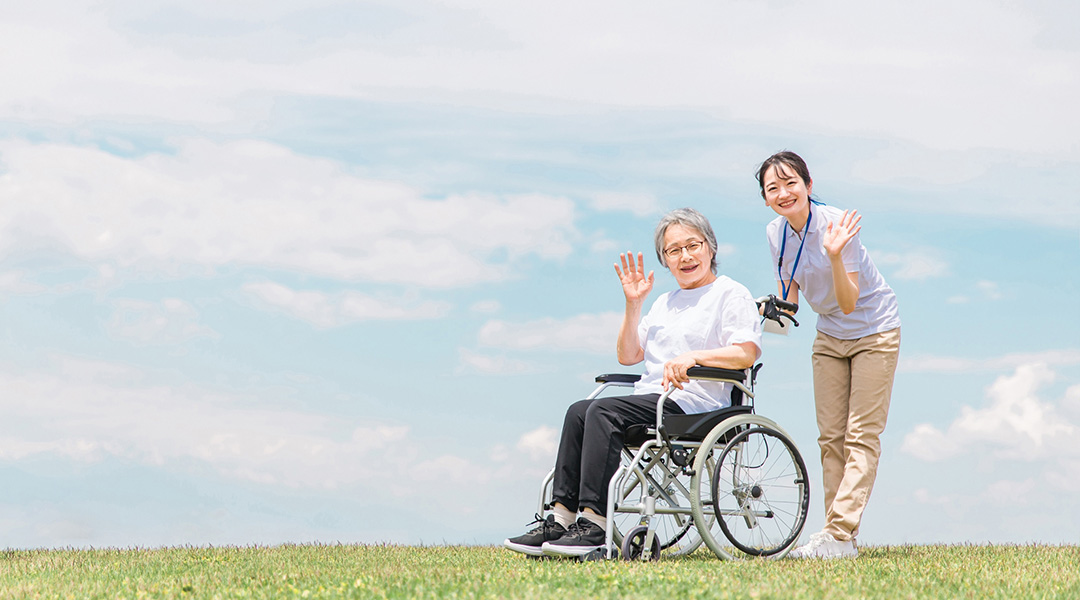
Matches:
[411,454,485,486]
[590,239,620,254]
[941,280,1002,305]
[0,139,578,287]
[1064,384,1080,420]
[456,348,536,375]
[899,396,1080,545]
[0,270,46,294]
[876,249,949,280]
[848,145,1080,228]
[242,281,450,328]
[469,300,502,314]
[107,298,219,344]
[0,353,571,543]
[900,349,1080,374]
[1,1,1075,159]
[901,363,1077,462]
[977,280,1003,300]
[0,355,534,497]
[852,145,998,187]
[715,243,737,259]
[516,426,558,461]
[0,2,1075,231]
[979,478,1039,508]
[478,312,622,354]
[589,191,660,217]
[913,477,1042,512]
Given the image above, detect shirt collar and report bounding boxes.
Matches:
[786,206,822,239]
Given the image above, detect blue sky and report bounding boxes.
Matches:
[0,0,1078,548]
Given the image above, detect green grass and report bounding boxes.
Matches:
[1,544,1078,599]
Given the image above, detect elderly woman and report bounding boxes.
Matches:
[504,207,762,558]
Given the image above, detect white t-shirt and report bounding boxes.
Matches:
[766,203,901,340]
[633,276,762,414]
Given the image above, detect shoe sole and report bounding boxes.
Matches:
[819,551,858,559]
[503,539,544,557]
[540,542,604,558]
[795,548,858,559]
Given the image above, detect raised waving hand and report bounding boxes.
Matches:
[615,251,654,305]
[822,209,862,258]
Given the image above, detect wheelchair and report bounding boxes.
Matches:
[534,295,809,561]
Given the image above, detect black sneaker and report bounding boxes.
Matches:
[503,514,568,556]
[541,516,605,557]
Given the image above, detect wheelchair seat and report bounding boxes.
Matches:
[624,404,753,447]
[598,366,757,448]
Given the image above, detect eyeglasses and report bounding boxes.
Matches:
[663,240,706,259]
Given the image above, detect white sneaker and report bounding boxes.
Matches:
[788,531,857,559]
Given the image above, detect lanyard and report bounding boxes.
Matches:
[778,206,812,302]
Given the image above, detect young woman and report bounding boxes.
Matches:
[503,208,762,558]
[757,151,901,559]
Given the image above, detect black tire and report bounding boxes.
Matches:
[620,525,662,561]
[711,426,809,556]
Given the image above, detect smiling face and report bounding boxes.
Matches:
[662,223,716,290]
[761,163,813,228]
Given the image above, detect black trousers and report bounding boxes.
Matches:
[551,394,684,515]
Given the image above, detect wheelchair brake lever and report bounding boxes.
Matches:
[657,424,690,467]
[657,424,671,445]
[761,296,799,328]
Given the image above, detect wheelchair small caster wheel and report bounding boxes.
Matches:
[621,526,661,561]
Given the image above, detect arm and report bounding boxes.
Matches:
[617,301,645,365]
[830,261,860,315]
[776,280,799,312]
[614,251,653,365]
[823,210,862,315]
[662,342,759,390]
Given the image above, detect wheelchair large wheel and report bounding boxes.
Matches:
[689,415,809,560]
[712,426,809,556]
[611,454,698,556]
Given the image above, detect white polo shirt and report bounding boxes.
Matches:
[766,204,900,340]
[633,276,762,413]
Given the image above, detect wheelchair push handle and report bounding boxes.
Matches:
[769,295,798,314]
[756,294,799,328]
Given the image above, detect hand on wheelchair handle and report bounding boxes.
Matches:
[662,372,685,391]
[662,354,695,390]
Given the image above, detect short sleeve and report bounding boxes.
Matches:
[719,287,763,360]
[766,221,783,281]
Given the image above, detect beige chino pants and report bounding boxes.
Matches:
[811,327,900,542]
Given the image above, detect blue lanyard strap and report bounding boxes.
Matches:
[778,207,812,302]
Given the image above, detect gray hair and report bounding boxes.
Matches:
[653,207,719,274]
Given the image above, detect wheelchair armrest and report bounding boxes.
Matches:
[686,366,747,383]
[595,373,642,384]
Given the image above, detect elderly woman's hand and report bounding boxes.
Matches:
[614,251,654,306]
[662,353,697,390]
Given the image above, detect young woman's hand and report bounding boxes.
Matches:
[822,210,862,258]
[615,251,654,305]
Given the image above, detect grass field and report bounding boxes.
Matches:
[2,543,1078,599]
